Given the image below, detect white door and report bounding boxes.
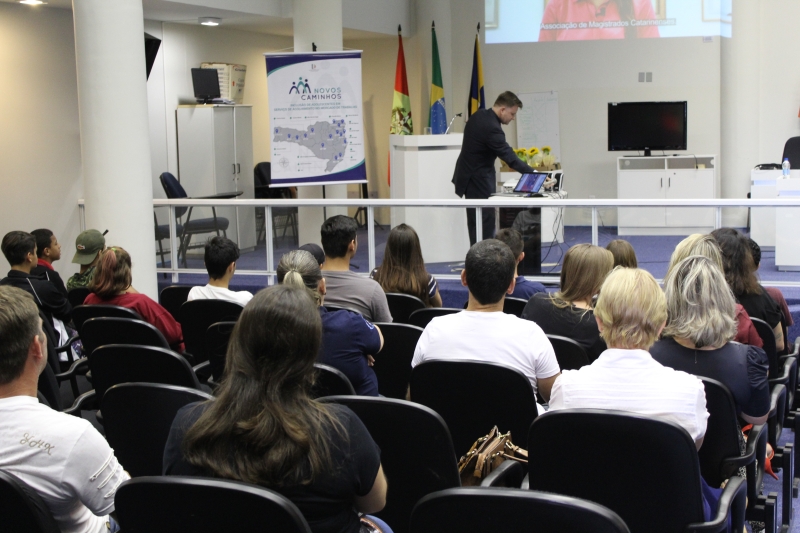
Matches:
[617,171,666,228]
[665,169,714,228]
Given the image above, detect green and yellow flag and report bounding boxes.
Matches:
[429,21,447,134]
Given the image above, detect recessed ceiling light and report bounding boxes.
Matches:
[199,17,221,26]
[20,0,47,4]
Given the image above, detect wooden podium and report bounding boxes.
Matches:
[389,134,470,263]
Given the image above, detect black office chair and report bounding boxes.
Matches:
[503,297,528,317]
[115,476,312,533]
[311,364,355,398]
[319,396,462,533]
[154,212,184,269]
[547,334,590,371]
[71,304,142,335]
[179,300,243,363]
[410,359,539,457]
[385,293,426,324]
[254,162,297,242]
[411,487,631,533]
[159,172,240,267]
[103,383,213,477]
[80,317,172,358]
[408,307,461,329]
[66,287,91,309]
[372,322,423,399]
[0,470,61,533]
[205,321,236,385]
[159,285,193,321]
[528,410,747,533]
[782,136,800,169]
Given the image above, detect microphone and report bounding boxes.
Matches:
[445,113,464,134]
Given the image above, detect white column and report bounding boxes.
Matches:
[72,0,157,298]
[293,0,349,246]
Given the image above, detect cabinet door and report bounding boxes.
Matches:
[233,107,256,249]
[213,107,236,194]
[617,171,666,227]
[665,169,714,227]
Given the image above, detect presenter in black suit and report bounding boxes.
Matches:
[452,91,537,245]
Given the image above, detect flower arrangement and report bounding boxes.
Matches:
[508,146,560,170]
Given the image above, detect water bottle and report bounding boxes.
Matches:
[783,157,791,179]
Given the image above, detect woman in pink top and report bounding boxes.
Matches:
[539,0,660,41]
[84,247,184,351]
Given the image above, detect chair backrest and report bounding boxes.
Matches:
[0,470,61,533]
[103,383,213,477]
[114,476,312,533]
[321,396,460,533]
[66,287,91,309]
[528,409,706,533]
[81,317,170,357]
[254,161,272,188]
[410,359,539,456]
[782,136,800,169]
[385,293,426,324]
[206,321,236,382]
[179,300,244,363]
[72,304,142,334]
[311,364,355,398]
[411,487,630,533]
[750,317,779,378]
[371,322,423,399]
[159,172,189,218]
[408,307,461,329]
[89,344,200,404]
[503,297,528,317]
[159,285,193,321]
[546,334,590,371]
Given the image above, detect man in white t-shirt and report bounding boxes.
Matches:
[188,236,253,306]
[411,239,560,402]
[0,286,129,533]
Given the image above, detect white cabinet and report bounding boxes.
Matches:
[176,105,256,251]
[617,155,717,235]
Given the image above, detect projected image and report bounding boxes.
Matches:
[485,0,732,43]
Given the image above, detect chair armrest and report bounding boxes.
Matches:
[769,356,793,387]
[685,475,746,533]
[188,191,244,200]
[770,384,786,419]
[719,423,766,470]
[54,334,79,354]
[520,473,529,490]
[193,360,210,374]
[53,357,88,382]
[62,390,97,416]
[480,460,525,488]
[793,337,800,358]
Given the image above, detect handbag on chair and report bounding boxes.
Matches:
[457,426,528,486]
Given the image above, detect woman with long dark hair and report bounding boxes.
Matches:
[163,285,390,533]
[371,224,442,307]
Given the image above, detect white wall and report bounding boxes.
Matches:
[0,4,83,278]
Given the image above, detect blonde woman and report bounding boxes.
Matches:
[521,244,613,361]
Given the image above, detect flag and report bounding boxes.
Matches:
[390,26,413,136]
[467,29,485,117]
[428,21,447,134]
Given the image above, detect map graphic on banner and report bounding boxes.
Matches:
[264,51,366,187]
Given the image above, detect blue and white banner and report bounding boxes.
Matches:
[264,51,366,187]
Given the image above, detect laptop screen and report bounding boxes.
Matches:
[513,172,548,194]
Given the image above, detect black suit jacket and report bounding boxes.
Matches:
[451,108,535,198]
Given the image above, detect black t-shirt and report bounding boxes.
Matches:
[736,289,782,329]
[650,337,770,419]
[163,402,381,533]
[521,293,607,362]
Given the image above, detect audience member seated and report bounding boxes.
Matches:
[84,247,184,352]
[411,239,560,404]
[278,249,384,396]
[187,237,253,306]
[667,233,762,349]
[299,242,325,266]
[521,244,612,362]
[66,229,105,291]
[605,239,637,268]
[0,286,129,533]
[0,231,72,326]
[749,237,793,329]
[370,223,443,307]
[495,228,546,300]
[712,228,783,352]
[651,255,769,426]
[163,285,390,533]
[30,228,68,297]
[320,215,392,322]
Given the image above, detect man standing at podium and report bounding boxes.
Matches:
[452,91,537,245]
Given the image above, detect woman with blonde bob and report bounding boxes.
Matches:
[651,255,770,425]
[522,243,613,361]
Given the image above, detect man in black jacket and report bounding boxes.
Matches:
[452,91,536,245]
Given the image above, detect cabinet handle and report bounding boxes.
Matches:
[668,177,671,187]
[237,163,240,174]
[661,178,663,188]
[232,164,236,175]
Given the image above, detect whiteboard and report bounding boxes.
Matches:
[516,92,561,161]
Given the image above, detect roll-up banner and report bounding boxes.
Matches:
[264,51,366,187]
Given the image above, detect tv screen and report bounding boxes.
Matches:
[191,68,220,103]
[608,101,687,156]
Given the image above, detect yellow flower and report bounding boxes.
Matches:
[542,146,552,155]
[527,147,540,157]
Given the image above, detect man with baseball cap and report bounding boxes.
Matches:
[66,229,105,291]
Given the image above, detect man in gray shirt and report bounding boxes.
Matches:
[320,216,393,322]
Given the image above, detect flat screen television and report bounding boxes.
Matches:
[191,68,220,104]
[608,101,687,156]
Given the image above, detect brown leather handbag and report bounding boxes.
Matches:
[457,426,529,486]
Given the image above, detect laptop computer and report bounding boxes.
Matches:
[494,172,549,197]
